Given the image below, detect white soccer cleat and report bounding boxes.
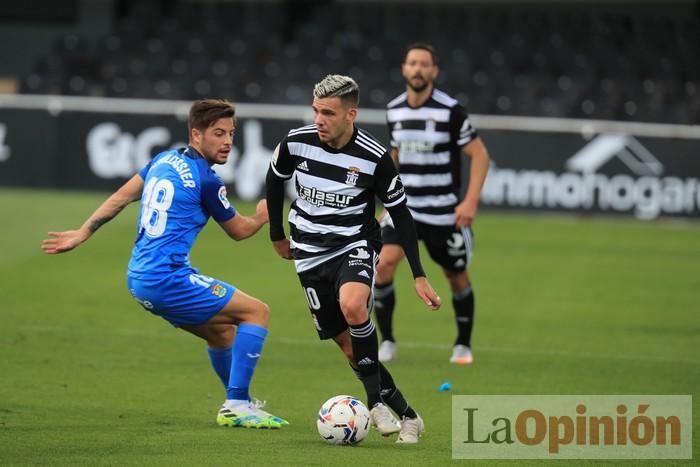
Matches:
[396,414,425,444]
[449,344,473,365]
[378,340,397,362]
[370,403,400,436]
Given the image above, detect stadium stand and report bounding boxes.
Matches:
[17,0,700,124]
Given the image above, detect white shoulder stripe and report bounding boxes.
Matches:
[387,92,407,109]
[357,130,386,153]
[287,142,377,174]
[355,139,384,158]
[288,124,317,136]
[432,89,458,107]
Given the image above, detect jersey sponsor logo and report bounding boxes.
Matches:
[426,118,436,132]
[345,166,360,186]
[349,247,370,260]
[218,186,231,209]
[211,283,228,298]
[298,183,354,208]
[399,140,435,153]
[393,121,402,131]
[357,270,370,279]
[297,160,309,171]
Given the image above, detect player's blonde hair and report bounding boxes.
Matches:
[313,74,360,107]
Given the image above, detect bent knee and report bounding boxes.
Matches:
[253,301,271,326]
[339,298,368,325]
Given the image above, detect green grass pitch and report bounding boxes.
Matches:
[1,188,698,466]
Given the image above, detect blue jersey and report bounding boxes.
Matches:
[127,146,236,279]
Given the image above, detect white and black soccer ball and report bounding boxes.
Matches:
[316,395,371,445]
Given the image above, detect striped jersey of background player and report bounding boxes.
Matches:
[375,43,491,365]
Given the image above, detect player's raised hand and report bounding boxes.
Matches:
[272,238,293,260]
[414,276,441,311]
[41,229,88,254]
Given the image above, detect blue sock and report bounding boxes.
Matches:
[207,346,232,388]
[227,324,268,401]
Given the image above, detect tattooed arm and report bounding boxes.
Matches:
[41,175,144,254]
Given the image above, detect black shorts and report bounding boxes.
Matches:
[381,218,473,273]
[297,246,377,340]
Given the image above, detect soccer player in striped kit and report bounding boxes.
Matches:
[375,43,491,365]
[266,74,441,443]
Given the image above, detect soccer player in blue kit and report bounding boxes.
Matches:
[41,99,287,429]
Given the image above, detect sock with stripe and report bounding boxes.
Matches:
[349,319,381,408]
[349,361,417,419]
[373,282,396,342]
[453,286,475,347]
[377,363,417,419]
[226,323,268,401]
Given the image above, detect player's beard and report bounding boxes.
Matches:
[407,78,430,93]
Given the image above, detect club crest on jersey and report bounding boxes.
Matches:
[346,166,360,186]
[425,118,436,132]
[218,186,231,209]
[211,284,227,298]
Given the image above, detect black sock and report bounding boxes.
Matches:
[350,362,417,419]
[349,319,381,408]
[378,363,417,419]
[453,287,475,347]
[373,282,396,342]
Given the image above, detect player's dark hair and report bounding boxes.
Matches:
[188,99,236,133]
[403,42,439,66]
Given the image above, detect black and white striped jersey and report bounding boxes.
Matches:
[269,124,407,273]
[386,89,478,226]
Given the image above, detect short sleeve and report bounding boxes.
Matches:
[374,152,406,208]
[201,171,236,222]
[138,157,155,179]
[451,104,478,147]
[269,138,297,179]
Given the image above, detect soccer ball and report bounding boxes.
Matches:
[316,395,371,445]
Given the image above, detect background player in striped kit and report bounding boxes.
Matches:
[266,74,441,443]
[375,43,491,365]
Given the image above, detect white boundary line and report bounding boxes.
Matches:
[2,94,700,139]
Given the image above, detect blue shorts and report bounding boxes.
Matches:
[126,268,236,327]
